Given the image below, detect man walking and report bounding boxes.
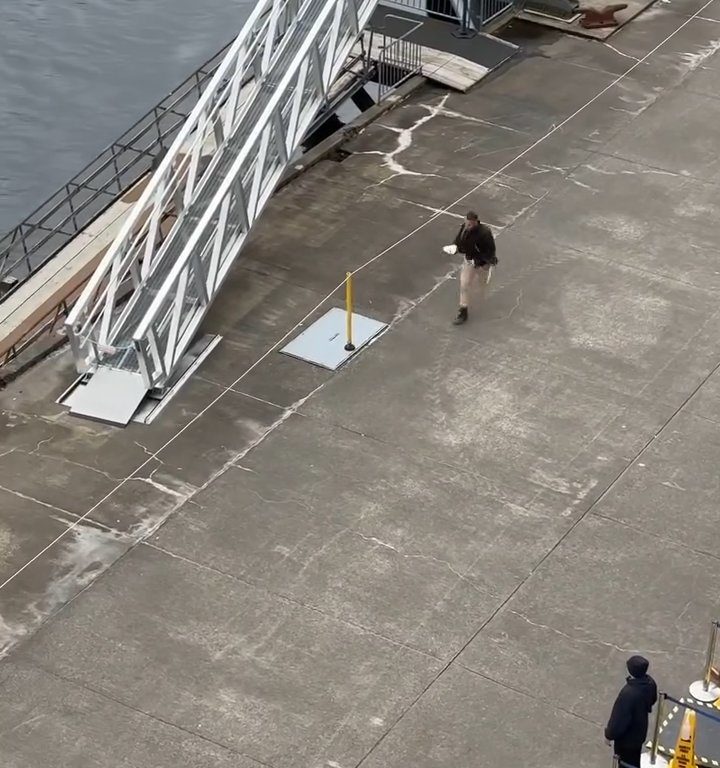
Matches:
[605,655,658,767]
[445,211,497,326]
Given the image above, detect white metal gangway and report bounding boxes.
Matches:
[64,0,379,423]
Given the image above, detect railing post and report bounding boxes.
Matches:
[690,620,720,702]
[703,621,718,690]
[452,0,476,38]
[649,692,664,765]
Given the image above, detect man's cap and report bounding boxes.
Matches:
[627,655,650,678]
[466,210,479,221]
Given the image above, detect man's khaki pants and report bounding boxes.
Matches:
[459,259,491,308]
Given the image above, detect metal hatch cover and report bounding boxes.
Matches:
[280,307,387,370]
[67,367,148,425]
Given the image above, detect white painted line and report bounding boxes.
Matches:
[0,0,716,593]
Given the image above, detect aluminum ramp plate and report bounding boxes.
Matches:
[67,367,148,425]
[280,307,387,370]
[648,697,720,766]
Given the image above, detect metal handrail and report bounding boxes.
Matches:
[0,39,236,302]
[65,0,378,389]
[377,0,515,30]
[132,0,373,361]
[65,0,285,361]
[374,15,423,99]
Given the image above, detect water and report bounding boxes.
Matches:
[0,0,254,235]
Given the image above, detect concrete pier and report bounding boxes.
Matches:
[2,2,720,764]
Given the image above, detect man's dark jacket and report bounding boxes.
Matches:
[454,223,497,268]
[605,673,658,749]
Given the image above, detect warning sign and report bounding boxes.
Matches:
[670,709,696,768]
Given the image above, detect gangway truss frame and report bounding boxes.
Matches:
[65,0,380,419]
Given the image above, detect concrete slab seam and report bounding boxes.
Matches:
[457,662,605,727]
[141,540,443,661]
[26,661,279,768]
[0,0,717,596]
[591,510,720,566]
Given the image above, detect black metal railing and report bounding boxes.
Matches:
[374,16,424,99]
[0,40,235,303]
[379,0,515,32]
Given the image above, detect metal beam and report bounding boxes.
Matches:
[66,0,379,391]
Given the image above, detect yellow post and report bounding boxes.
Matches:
[344,271,355,352]
[669,708,696,768]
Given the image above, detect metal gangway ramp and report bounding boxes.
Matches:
[64,0,379,424]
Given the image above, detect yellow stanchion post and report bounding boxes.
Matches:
[669,708,696,768]
[649,693,666,765]
[691,620,720,702]
[344,271,355,352]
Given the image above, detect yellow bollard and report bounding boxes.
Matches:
[344,271,355,352]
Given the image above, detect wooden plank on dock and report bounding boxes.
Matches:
[357,32,492,91]
[419,46,489,91]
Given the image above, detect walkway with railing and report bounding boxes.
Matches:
[0,43,234,303]
[59,0,382,420]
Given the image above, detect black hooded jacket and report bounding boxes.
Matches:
[605,673,658,749]
[454,223,497,268]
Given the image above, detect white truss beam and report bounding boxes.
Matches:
[66,0,378,388]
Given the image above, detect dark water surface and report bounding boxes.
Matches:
[0,0,253,234]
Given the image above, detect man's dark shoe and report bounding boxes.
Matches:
[453,307,468,325]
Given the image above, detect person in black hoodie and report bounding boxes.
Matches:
[448,211,497,326]
[605,655,658,767]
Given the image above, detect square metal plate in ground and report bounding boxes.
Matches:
[64,367,148,425]
[280,307,387,370]
[58,334,221,427]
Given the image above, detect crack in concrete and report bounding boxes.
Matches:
[503,289,524,321]
[568,177,599,192]
[244,486,315,515]
[585,163,682,177]
[509,610,703,656]
[29,437,54,454]
[603,43,641,62]
[356,95,453,187]
[471,142,529,161]
[390,265,458,326]
[490,178,543,201]
[132,469,192,501]
[525,161,577,177]
[431,103,529,135]
[350,530,489,596]
[133,440,155,458]
[19,447,123,483]
[493,189,552,233]
[396,198,465,219]
[0,483,77,518]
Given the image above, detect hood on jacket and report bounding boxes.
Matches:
[627,655,650,679]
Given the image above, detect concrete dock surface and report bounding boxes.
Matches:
[2,1,720,764]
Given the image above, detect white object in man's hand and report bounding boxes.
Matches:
[442,244,457,255]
